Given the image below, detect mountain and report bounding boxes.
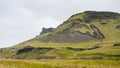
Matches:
[35,11,120,42]
[0,11,120,60]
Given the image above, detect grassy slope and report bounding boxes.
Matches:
[0,40,120,59]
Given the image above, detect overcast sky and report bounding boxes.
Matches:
[0,0,120,48]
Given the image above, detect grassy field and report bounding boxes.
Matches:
[0,59,120,68]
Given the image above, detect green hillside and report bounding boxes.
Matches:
[0,11,120,60]
[35,11,120,42]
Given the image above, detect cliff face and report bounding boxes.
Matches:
[40,27,54,35]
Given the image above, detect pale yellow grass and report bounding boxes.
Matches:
[0,64,5,68]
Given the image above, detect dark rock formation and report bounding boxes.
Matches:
[84,11,120,20]
[16,46,54,54]
[116,25,120,30]
[66,47,85,51]
[90,25,105,40]
[100,22,107,25]
[113,43,120,46]
[36,47,54,50]
[66,45,100,51]
[40,27,54,35]
[87,45,100,50]
[16,46,34,54]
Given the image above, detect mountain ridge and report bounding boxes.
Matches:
[35,11,120,42]
[0,11,120,60]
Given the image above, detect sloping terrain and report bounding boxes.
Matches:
[0,11,120,60]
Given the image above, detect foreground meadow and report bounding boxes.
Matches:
[0,59,120,68]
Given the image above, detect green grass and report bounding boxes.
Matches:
[0,59,61,68]
[0,59,120,68]
[92,20,120,42]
